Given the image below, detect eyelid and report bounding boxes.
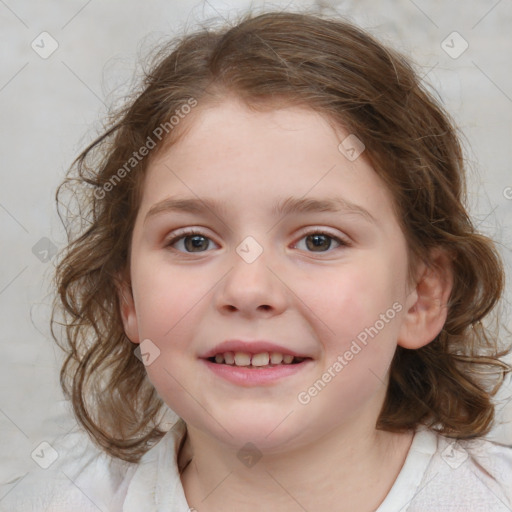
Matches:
[164,227,217,247]
[294,226,349,242]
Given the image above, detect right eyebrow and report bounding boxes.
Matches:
[144,196,228,225]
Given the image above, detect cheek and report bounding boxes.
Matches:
[131,260,204,339]
[301,261,401,338]
[294,255,404,397]
[296,266,401,424]
[144,359,204,425]
[133,271,205,419]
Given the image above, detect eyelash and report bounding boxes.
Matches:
[164,228,350,254]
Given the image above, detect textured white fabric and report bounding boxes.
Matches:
[1,420,511,511]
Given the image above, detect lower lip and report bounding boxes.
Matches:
[201,359,312,386]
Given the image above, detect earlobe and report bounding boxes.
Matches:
[115,275,140,344]
[397,248,454,350]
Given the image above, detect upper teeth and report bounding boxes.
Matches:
[213,352,298,366]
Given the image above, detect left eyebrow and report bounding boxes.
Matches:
[144,195,377,225]
[271,196,376,224]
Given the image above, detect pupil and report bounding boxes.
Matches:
[306,234,330,251]
[185,235,208,252]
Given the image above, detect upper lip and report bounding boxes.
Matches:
[201,340,312,359]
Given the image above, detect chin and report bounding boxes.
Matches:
[199,411,310,453]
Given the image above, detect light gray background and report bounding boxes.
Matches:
[1,0,511,487]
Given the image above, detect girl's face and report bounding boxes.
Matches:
[121,98,416,452]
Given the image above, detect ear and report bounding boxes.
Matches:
[115,271,140,344]
[397,247,454,349]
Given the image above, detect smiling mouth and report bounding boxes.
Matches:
[206,351,309,369]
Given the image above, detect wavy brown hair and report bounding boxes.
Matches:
[51,9,512,462]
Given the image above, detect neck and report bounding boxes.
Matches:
[179,416,414,512]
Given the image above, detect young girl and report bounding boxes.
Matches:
[2,9,511,512]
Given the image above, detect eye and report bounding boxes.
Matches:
[164,229,218,253]
[294,230,349,253]
[164,228,350,254]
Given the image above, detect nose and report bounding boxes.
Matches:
[213,245,289,318]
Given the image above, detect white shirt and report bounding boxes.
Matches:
[1,419,511,511]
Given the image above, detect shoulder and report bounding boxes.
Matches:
[121,419,190,511]
[0,419,189,512]
[410,428,512,511]
[0,428,136,512]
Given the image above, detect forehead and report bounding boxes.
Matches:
[138,98,397,225]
